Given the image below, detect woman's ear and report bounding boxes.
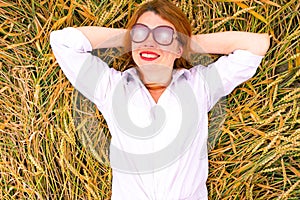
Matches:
[175,46,183,58]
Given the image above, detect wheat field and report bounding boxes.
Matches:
[0,0,299,199]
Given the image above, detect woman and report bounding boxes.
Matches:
[50,0,270,199]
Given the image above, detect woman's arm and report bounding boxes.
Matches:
[50,27,124,106]
[76,26,127,49]
[191,31,270,56]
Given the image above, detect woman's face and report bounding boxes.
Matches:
[131,11,182,74]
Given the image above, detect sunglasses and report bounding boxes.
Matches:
[130,23,177,46]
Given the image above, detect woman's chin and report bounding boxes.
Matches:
[135,58,160,67]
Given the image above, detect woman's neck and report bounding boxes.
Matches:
[136,66,173,87]
[145,83,167,103]
[136,66,173,103]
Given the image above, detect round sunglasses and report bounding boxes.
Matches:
[130,23,177,46]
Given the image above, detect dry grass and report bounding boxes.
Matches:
[0,0,299,199]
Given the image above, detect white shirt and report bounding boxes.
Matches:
[50,27,263,200]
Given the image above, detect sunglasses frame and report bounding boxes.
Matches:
[130,23,177,46]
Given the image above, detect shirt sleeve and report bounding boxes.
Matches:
[196,50,263,111]
[50,27,121,107]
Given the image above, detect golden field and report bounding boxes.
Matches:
[0,0,299,199]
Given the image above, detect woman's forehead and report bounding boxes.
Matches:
[137,11,175,30]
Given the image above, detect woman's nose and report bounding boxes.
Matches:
[142,33,157,47]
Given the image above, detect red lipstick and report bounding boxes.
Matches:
[140,51,160,61]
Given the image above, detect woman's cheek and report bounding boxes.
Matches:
[132,51,139,63]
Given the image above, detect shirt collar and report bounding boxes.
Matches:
[123,67,191,84]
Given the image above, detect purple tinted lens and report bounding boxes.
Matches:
[130,24,149,43]
[153,26,174,45]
